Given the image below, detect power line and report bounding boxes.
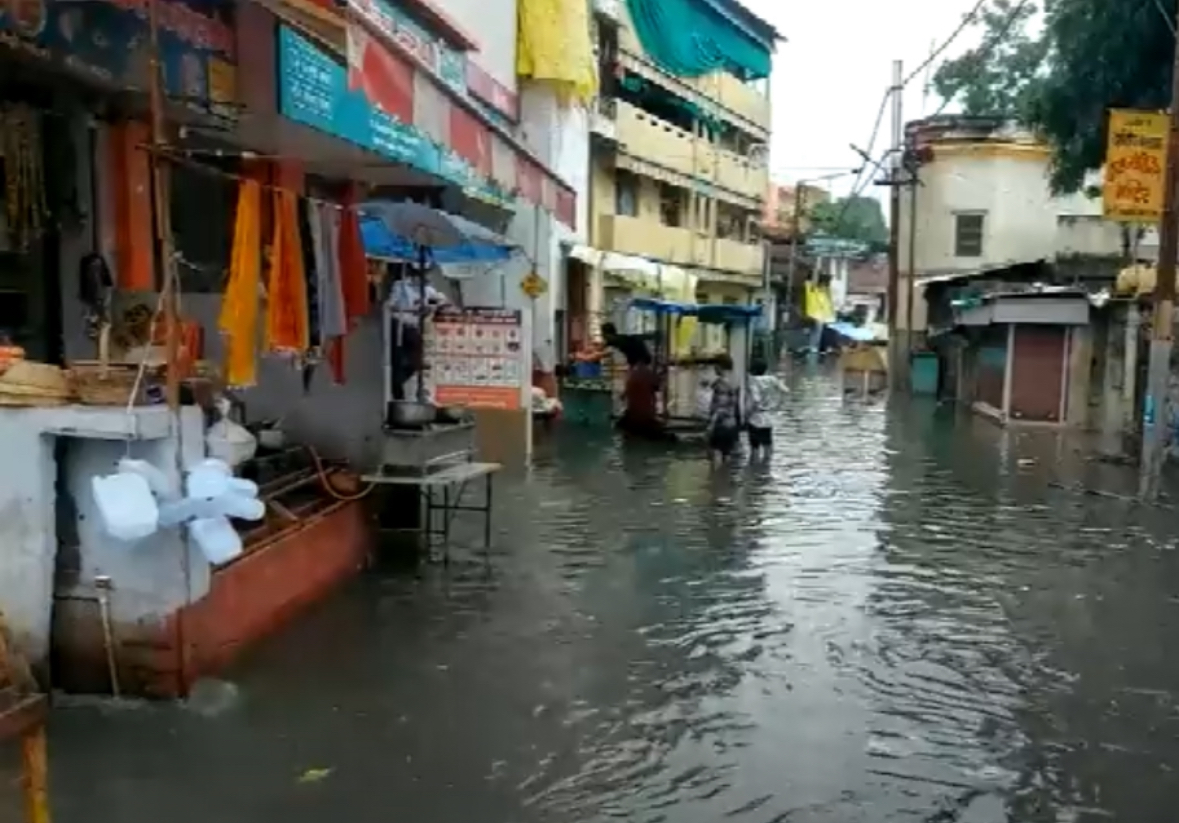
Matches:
[903,0,988,87]
[927,0,1034,119]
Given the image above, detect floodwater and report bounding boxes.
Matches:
[41,368,1179,822]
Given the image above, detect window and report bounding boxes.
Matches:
[615,170,638,216]
[954,212,985,258]
[658,184,685,227]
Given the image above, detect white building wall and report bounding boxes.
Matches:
[898,153,1057,281]
[508,84,590,371]
[897,150,1114,331]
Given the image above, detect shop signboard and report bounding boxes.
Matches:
[423,307,524,410]
[278,24,440,172]
[347,0,466,95]
[279,25,514,209]
[1104,108,1168,223]
[0,0,237,117]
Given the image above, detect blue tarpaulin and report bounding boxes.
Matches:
[629,298,761,324]
[827,321,877,343]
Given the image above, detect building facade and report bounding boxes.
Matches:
[896,115,1119,336]
[587,0,777,306]
[763,182,830,237]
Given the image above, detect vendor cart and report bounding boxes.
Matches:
[625,298,761,438]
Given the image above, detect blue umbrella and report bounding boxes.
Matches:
[359,201,517,264]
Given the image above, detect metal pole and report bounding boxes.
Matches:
[904,151,918,386]
[147,0,191,695]
[1139,2,1179,501]
[147,0,180,409]
[886,59,903,384]
[784,183,804,331]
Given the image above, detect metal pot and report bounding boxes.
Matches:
[388,400,437,427]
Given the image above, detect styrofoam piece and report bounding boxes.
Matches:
[188,516,243,565]
[92,472,160,542]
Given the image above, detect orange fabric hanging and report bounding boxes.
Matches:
[265,190,310,354]
[329,187,370,383]
[338,190,370,324]
[218,180,262,386]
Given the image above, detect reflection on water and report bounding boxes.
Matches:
[43,368,1179,822]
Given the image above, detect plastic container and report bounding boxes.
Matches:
[910,352,940,395]
[572,361,602,379]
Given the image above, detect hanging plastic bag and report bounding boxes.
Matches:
[205,398,257,468]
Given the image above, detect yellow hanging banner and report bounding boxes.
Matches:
[1103,108,1169,223]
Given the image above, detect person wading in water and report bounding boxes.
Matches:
[617,351,672,441]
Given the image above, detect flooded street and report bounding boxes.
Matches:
[44,369,1179,822]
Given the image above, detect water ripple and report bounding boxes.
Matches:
[42,369,1179,823]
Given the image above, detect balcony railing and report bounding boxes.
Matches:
[597,214,764,278]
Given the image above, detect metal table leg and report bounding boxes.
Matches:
[484,474,493,549]
[441,483,451,565]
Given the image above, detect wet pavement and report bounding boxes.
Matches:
[42,368,1179,822]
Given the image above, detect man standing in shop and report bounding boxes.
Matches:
[387,267,449,401]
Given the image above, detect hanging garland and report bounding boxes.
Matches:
[0,104,48,253]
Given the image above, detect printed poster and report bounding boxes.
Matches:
[422,306,523,410]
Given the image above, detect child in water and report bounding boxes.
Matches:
[706,354,741,467]
[745,358,787,460]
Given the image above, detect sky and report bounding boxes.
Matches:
[740,0,986,201]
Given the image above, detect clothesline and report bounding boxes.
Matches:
[148,144,357,212]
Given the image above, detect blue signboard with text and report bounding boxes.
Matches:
[277,25,441,175]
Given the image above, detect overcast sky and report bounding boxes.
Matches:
[741,0,984,200]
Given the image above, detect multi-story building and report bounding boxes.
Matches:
[763,182,830,237]
[587,0,778,306]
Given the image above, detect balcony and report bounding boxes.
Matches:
[615,101,697,177]
[714,237,764,278]
[715,73,770,134]
[596,214,764,280]
[709,150,769,202]
[598,214,697,267]
[590,98,617,143]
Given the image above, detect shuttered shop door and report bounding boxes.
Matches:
[1010,325,1066,422]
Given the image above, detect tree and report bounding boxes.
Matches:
[930,0,1173,193]
[930,0,1047,120]
[810,196,889,248]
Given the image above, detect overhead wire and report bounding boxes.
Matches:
[823,0,1032,235]
[926,0,1035,120]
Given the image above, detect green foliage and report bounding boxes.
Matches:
[809,196,889,247]
[930,0,1174,193]
[930,0,1047,120]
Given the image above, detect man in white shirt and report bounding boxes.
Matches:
[387,267,448,402]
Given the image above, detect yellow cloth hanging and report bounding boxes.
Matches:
[516,0,597,106]
[218,180,262,387]
[804,282,835,323]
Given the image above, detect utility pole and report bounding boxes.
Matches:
[904,149,919,383]
[784,183,805,330]
[885,60,903,383]
[1139,5,1179,501]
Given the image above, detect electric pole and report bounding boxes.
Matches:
[886,60,904,383]
[1139,0,1179,501]
[1131,0,1179,497]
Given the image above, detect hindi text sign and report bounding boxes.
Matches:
[1104,109,1169,222]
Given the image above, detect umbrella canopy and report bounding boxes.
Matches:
[359,201,518,264]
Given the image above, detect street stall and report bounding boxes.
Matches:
[356,202,533,561]
[625,297,760,439]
